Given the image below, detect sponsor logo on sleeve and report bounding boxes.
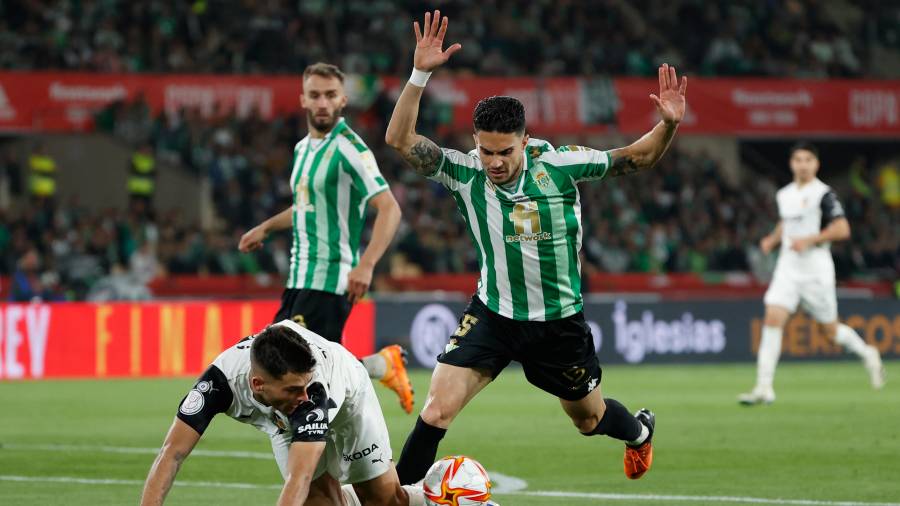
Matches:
[179,390,205,416]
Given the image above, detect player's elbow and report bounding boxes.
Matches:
[158,441,189,464]
[835,219,851,240]
[384,130,405,150]
[385,129,417,153]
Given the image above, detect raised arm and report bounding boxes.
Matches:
[607,64,687,177]
[140,418,202,506]
[385,10,461,176]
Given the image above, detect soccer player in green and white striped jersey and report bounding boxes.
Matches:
[386,11,687,485]
[239,63,414,414]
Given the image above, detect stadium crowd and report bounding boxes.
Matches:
[1,0,898,301]
[2,98,898,301]
[1,0,897,78]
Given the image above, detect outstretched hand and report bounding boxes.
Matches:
[413,10,461,72]
[650,63,687,125]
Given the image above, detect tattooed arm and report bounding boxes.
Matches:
[384,81,445,177]
[606,120,679,177]
[607,63,687,177]
[386,11,461,176]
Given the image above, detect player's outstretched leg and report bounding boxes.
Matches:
[396,364,492,485]
[831,322,885,389]
[362,345,415,414]
[563,387,654,479]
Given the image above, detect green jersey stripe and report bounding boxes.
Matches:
[467,178,502,314]
[533,194,562,318]
[300,141,332,289]
[289,143,311,288]
[452,192,486,300]
[321,149,343,293]
[484,188,516,317]
[333,165,354,290]
[565,190,584,314]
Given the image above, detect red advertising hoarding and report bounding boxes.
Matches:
[1,72,897,135]
[0,72,305,132]
[0,300,374,380]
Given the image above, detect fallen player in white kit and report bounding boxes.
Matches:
[140,320,427,505]
[740,142,885,405]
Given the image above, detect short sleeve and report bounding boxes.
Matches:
[539,146,610,183]
[176,365,234,435]
[427,148,479,192]
[340,140,389,200]
[820,190,846,227]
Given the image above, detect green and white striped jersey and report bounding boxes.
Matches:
[427,138,610,321]
[287,118,389,294]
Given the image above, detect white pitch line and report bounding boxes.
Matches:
[510,491,900,506]
[1,442,272,460]
[3,444,898,506]
[0,475,281,490]
[2,475,898,506]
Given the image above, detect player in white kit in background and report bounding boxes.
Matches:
[739,142,885,405]
[140,321,427,506]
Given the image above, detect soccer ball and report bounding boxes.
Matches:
[423,455,492,506]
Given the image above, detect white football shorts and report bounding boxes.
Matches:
[763,270,838,323]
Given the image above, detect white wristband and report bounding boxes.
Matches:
[408,68,432,87]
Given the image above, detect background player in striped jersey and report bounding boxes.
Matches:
[239,63,414,414]
[385,11,687,484]
[739,142,885,405]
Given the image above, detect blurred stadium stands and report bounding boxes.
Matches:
[0,0,897,302]
[1,0,898,77]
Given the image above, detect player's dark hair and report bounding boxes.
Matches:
[303,62,345,83]
[789,141,819,159]
[473,96,526,134]
[250,325,317,379]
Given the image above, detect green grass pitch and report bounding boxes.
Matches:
[1,362,898,505]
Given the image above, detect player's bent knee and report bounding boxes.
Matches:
[574,414,602,434]
[420,400,459,427]
[763,306,789,327]
[821,321,838,339]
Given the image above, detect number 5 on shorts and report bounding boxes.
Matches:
[454,315,479,337]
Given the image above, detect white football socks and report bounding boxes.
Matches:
[341,484,362,506]
[834,323,869,357]
[629,423,650,446]
[756,325,783,391]
[403,484,427,506]
[361,354,388,379]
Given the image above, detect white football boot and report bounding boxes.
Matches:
[738,386,776,405]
